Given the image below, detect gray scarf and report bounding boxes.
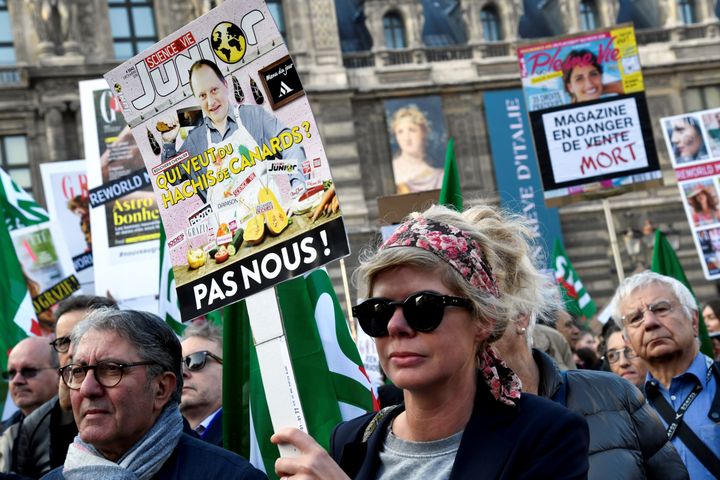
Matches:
[63,403,183,480]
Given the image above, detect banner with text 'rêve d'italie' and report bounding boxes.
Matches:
[105,0,349,320]
[661,108,720,280]
[517,25,661,207]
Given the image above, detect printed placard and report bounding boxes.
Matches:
[104,0,348,319]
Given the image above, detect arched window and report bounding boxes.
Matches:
[267,0,286,40]
[579,0,598,30]
[383,11,406,49]
[480,5,502,42]
[678,0,696,24]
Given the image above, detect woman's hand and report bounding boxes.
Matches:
[271,427,350,480]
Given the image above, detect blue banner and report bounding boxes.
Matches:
[483,89,563,267]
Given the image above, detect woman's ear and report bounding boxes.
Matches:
[516,313,531,330]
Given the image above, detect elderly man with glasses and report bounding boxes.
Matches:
[43,308,265,480]
[179,322,224,446]
[610,271,720,479]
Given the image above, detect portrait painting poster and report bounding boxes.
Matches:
[104,0,349,320]
[79,79,160,301]
[661,108,720,280]
[383,96,447,195]
[517,25,661,206]
[40,160,94,293]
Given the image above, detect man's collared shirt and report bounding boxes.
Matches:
[645,352,719,479]
[205,113,238,144]
[197,408,222,437]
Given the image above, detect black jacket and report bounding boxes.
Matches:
[13,396,76,478]
[534,349,689,480]
[331,373,590,479]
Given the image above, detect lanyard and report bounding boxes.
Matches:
[663,365,713,440]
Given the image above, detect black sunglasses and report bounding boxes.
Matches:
[2,367,57,381]
[183,351,223,371]
[352,291,472,338]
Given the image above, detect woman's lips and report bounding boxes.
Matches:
[389,351,424,367]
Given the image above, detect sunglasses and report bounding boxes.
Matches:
[183,351,223,371]
[352,291,472,338]
[2,367,57,381]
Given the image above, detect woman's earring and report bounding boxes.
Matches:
[517,327,527,335]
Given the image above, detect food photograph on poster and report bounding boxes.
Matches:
[383,96,447,194]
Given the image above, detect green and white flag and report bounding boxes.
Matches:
[551,239,597,320]
[0,169,49,345]
[223,269,377,478]
[158,224,184,336]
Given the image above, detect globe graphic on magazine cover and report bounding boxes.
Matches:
[211,22,246,64]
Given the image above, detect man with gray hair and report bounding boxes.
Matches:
[180,322,224,446]
[43,309,265,479]
[610,271,720,479]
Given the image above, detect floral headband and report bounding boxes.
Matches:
[381,216,500,298]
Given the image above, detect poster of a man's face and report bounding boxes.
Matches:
[384,96,448,195]
[191,61,231,127]
[665,115,710,166]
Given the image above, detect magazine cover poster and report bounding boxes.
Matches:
[105,0,349,319]
[79,79,160,301]
[662,109,720,280]
[40,160,94,293]
[383,96,447,194]
[11,223,79,334]
[517,25,661,205]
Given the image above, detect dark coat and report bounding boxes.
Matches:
[331,374,590,479]
[40,433,267,480]
[14,396,77,477]
[200,409,223,447]
[534,349,689,480]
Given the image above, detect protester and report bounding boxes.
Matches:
[573,347,602,370]
[13,295,117,477]
[610,271,720,479]
[42,309,265,479]
[602,322,648,389]
[271,204,590,479]
[701,299,720,333]
[493,272,686,478]
[180,322,223,446]
[554,310,581,349]
[531,322,577,370]
[0,338,59,472]
[575,331,598,354]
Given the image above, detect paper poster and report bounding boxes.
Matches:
[79,79,160,302]
[104,0,349,319]
[383,96,447,194]
[517,25,661,206]
[40,160,94,293]
[661,108,720,280]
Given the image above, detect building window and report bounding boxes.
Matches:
[0,136,31,191]
[579,0,598,30]
[480,5,503,42]
[267,0,286,40]
[108,0,158,60]
[383,11,406,49]
[0,0,16,64]
[678,0,696,24]
[684,85,720,111]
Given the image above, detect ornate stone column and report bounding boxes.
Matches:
[44,106,67,162]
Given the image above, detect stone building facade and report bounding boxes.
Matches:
[2,0,720,313]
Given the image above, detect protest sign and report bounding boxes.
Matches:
[79,79,161,303]
[517,25,661,206]
[40,160,94,293]
[661,108,720,280]
[104,0,349,320]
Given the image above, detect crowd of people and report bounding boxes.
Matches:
[0,201,719,479]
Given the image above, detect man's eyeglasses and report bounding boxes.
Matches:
[352,291,472,338]
[604,347,637,364]
[621,300,674,327]
[50,336,71,353]
[59,360,157,390]
[183,351,223,372]
[2,367,56,381]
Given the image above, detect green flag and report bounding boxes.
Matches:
[158,224,185,336]
[651,229,713,357]
[439,137,462,211]
[551,239,597,320]
[236,270,377,477]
